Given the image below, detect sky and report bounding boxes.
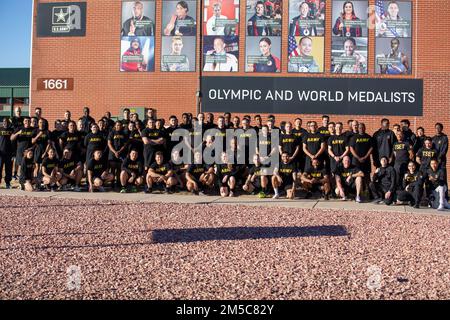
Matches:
[0,0,33,68]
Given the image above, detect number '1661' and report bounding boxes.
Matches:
[37,78,73,91]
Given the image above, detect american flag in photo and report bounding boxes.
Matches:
[288,35,297,56]
[375,0,385,19]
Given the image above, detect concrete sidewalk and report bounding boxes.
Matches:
[1,189,449,217]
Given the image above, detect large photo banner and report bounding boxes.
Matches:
[245,0,282,73]
[203,0,240,72]
[288,0,326,73]
[161,0,197,72]
[120,0,156,72]
[331,0,368,74]
[201,76,423,115]
[375,0,412,75]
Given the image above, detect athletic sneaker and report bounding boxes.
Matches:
[98,186,105,192]
[131,186,138,193]
[355,196,362,203]
[372,198,382,204]
[5,184,11,189]
[120,187,127,193]
[73,186,81,192]
[437,205,446,211]
[258,191,266,198]
[198,191,206,196]
[272,194,280,199]
[229,191,235,197]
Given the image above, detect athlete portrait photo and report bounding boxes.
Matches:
[161,36,196,72]
[162,0,197,36]
[289,0,325,37]
[332,0,367,38]
[288,35,323,73]
[203,36,239,71]
[121,0,155,37]
[120,36,155,72]
[331,36,367,74]
[204,0,239,36]
[246,37,281,72]
[246,0,282,36]
[375,0,411,38]
[376,37,411,74]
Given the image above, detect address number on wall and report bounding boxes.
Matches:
[37,78,74,91]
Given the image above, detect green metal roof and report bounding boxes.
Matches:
[0,68,30,87]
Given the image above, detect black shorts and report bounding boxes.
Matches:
[250,177,262,190]
[343,181,357,193]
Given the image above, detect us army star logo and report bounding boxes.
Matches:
[54,8,69,23]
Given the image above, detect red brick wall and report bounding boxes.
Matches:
[31,1,450,165]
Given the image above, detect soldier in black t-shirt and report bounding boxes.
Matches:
[335,155,365,202]
[300,158,331,199]
[279,122,301,169]
[41,148,61,190]
[243,154,270,197]
[396,161,423,208]
[369,156,397,205]
[141,118,165,169]
[317,115,331,141]
[11,117,34,172]
[108,121,129,187]
[272,152,297,199]
[86,149,114,192]
[302,121,326,172]
[215,152,239,197]
[119,149,144,193]
[84,123,107,163]
[327,122,349,175]
[186,151,215,195]
[146,151,176,194]
[372,118,396,168]
[416,137,438,173]
[0,118,14,188]
[19,148,36,191]
[59,148,83,191]
[422,159,450,211]
[349,123,373,176]
[392,130,414,183]
[59,121,82,161]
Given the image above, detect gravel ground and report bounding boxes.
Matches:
[0,196,449,300]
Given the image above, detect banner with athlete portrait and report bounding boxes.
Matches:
[331,0,368,74]
[161,0,197,72]
[288,35,324,73]
[245,0,282,73]
[246,36,282,72]
[203,0,240,72]
[120,0,156,72]
[203,35,239,72]
[331,36,367,74]
[375,0,412,75]
[289,0,325,37]
[288,1,325,73]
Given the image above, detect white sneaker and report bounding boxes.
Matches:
[272,194,279,199]
[355,196,362,203]
[437,205,446,211]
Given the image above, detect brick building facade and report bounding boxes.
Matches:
[30,1,449,164]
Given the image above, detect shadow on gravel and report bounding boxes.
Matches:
[152,225,349,244]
